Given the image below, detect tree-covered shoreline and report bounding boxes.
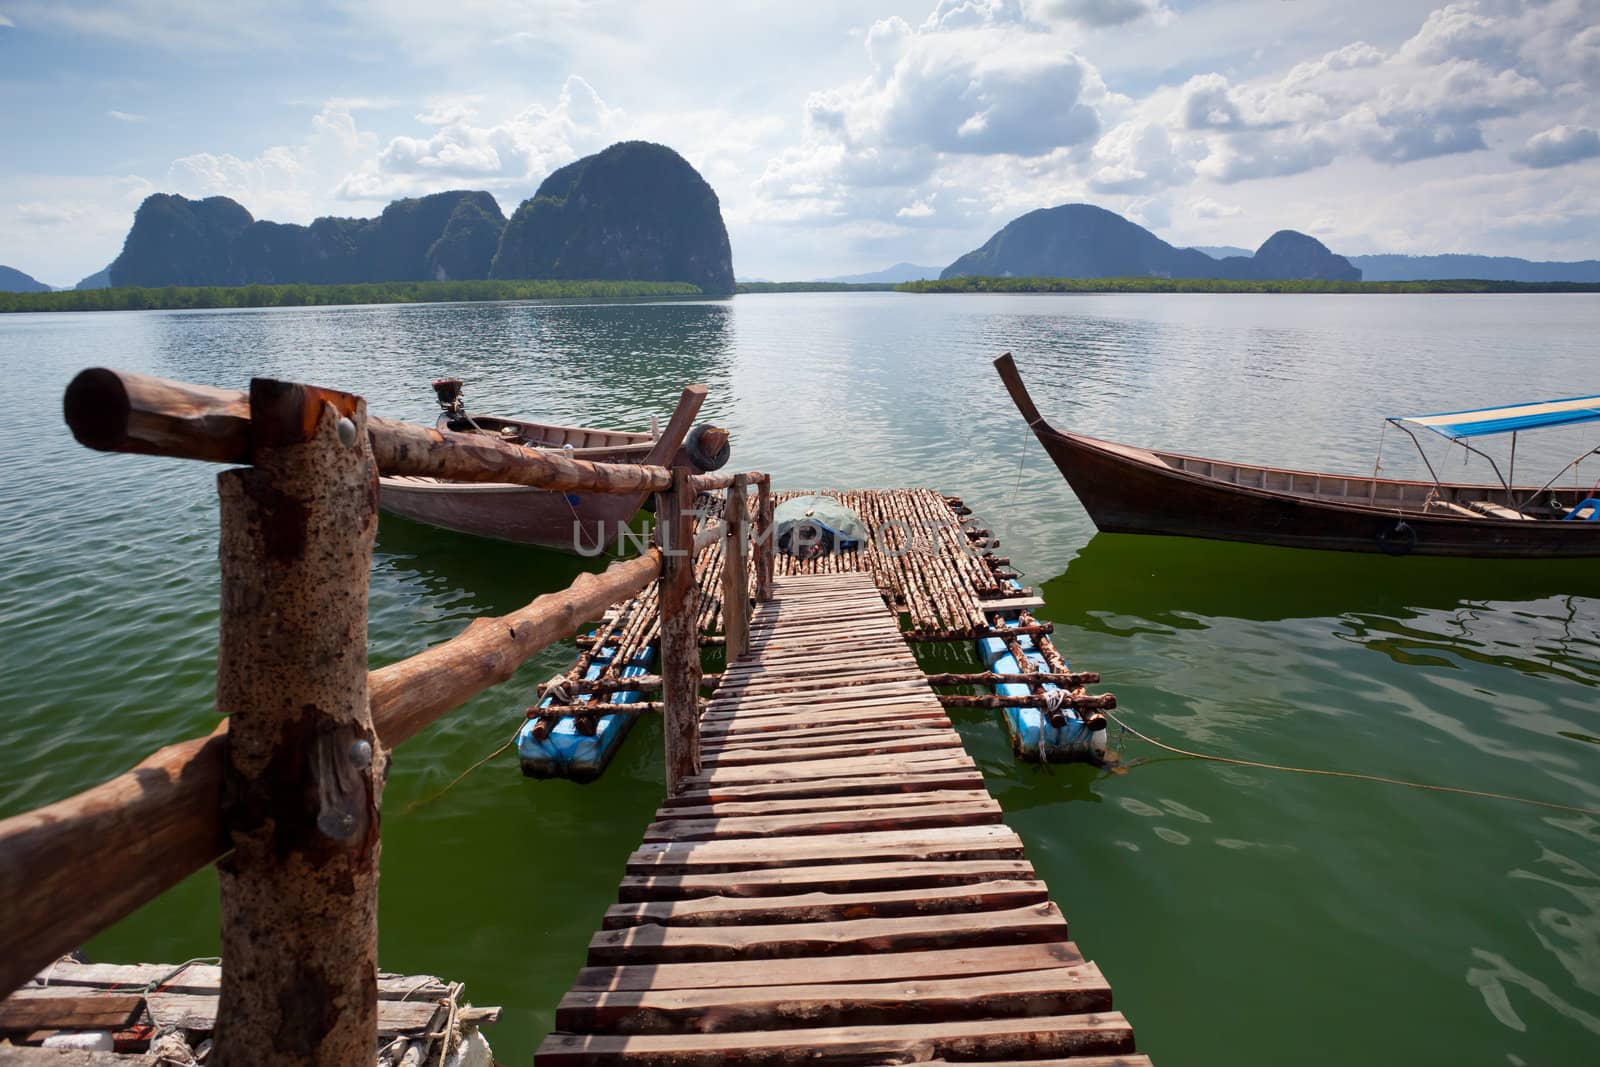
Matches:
[0,278,704,313]
[895,276,1600,294]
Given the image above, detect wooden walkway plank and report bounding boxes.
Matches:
[640,799,1002,842]
[661,769,990,806]
[625,824,1024,874]
[617,859,1040,902]
[697,734,967,768]
[602,879,1050,928]
[538,573,1145,1065]
[568,941,1086,992]
[536,1012,1135,1065]
[586,902,1069,965]
[651,788,996,821]
[556,964,1111,1034]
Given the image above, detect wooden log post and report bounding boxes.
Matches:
[211,379,384,1067]
[753,475,775,603]
[722,475,751,662]
[656,466,702,792]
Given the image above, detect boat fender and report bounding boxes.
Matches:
[685,424,731,472]
[1376,519,1417,556]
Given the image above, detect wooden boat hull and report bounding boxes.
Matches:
[379,477,645,552]
[378,386,715,552]
[996,354,1600,558]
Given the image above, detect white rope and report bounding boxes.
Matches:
[538,675,573,704]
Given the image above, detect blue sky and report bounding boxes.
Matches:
[2,0,1597,285]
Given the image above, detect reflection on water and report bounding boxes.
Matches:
[1050,534,1600,627]
[1048,534,1600,690]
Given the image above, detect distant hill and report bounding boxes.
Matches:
[816,262,942,284]
[492,141,733,294]
[109,191,507,287]
[76,265,111,290]
[0,266,50,292]
[1346,254,1600,283]
[942,204,1359,282]
[95,142,730,292]
[1189,245,1252,260]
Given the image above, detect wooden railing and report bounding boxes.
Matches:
[0,368,773,1065]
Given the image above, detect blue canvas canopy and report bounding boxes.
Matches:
[1393,395,1600,440]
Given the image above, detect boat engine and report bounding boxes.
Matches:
[431,377,467,420]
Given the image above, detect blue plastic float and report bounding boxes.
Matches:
[516,643,655,781]
[977,581,1105,763]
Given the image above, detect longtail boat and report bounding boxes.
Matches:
[994,353,1600,558]
[380,379,728,552]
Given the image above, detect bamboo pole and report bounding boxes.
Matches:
[940,692,1117,711]
[924,671,1101,687]
[722,476,751,662]
[657,467,701,792]
[211,379,382,1066]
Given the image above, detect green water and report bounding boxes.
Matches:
[2,293,1598,1064]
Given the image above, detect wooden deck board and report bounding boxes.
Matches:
[538,573,1145,1064]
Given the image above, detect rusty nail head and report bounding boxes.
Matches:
[349,738,373,769]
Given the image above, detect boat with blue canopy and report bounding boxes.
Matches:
[996,353,1600,557]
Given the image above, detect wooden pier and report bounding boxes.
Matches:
[538,573,1147,1065]
[1,367,1138,1065]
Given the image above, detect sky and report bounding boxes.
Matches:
[1,0,1597,286]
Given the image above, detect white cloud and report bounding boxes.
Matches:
[168,104,380,221]
[1512,124,1600,168]
[0,14,14,28]
[106,110,146,122]
[753,5,1111,228]
[342,75,622,198]
[1088,120,1193,192]
[1190,196,1243,219]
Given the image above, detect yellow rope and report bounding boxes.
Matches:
[402,733,517,815]
[1109,712,1600,818]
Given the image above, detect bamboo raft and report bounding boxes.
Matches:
[520,488,1109,775]
[537,573,1147,1065]
[0,958,497,1064]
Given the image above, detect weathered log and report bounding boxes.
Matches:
[657,467,702,792]
[689,469,769,492]
[0,549,664,999]
[212,378,383,1066]
[0,729,227,999]
[722,475,751,662]
[369,414,673,493]
[63,367,684,494]
[368,552,662,746]
[62,368,252,462]
[924,671,1102,687]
